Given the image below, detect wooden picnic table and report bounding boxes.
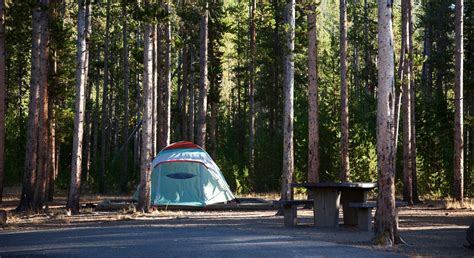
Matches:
[291,182,376,227]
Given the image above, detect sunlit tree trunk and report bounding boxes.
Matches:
[156,25,163,151]
[401,0,413,205]
[374,0,399,246]
[453,0,464,203]
[340,0,349,182]
[138,14,153,213]
[408,0,419,203]
[307,4,319,184]
[188,48,195,142]
[182,44,188,139]
[163,11,171,147]
[197,4,208,148]
[280,0,295,202]
[67,0,91,214]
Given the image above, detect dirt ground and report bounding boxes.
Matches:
[1,192,473,257]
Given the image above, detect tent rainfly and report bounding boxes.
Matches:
[134,141,235,207]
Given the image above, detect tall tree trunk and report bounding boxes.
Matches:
[374,0,399,246]
[0,0,5,205]
[33,0,50,211]
[453,0,464,202]
[307,4,319,184]
[401,0,413,205]
[138,18,153,213]
[188,48,195,142]
[280,0,295,202]
[182,44,188,140]
[156,26,163,151]
[99,0,111,193]
[163,12,171,147]
[47,108,56,201]
[408,0,419,203]
[121,1,130,193]
[197,4,208,148]
[67,0,91,214]
[248,0,256,189]
[92,66,100,183]
[18,4,43,211]
[340,0,350,182]
[82,2,92,185]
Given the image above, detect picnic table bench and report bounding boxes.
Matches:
[273,200,313,227]
[349,201,408,231]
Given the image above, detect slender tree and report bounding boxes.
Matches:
[163,6,171,147]
[401,0,413,205]
[121,0,130,193]
[408,0,420,203]
[248,0,256,188]
[99,0,111,193]
[340,0,349,182]
[188,48,195,142]
[453,0,464,203]
[67,0,91,214]
[374,0,399,245]
[307,3,319,184]
[281,0,295,202]
[197,3,208,148]
[138,8,153,213]
[0,0,5,205]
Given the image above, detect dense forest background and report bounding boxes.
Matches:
[1,0,473,199]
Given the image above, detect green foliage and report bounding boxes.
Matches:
[2,0,473,199]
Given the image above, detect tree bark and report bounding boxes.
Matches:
[156,25,163,151]
[33,0,50,211]
[121,1,130,193]
[47,107,56,201]
[281,0,295,202]
[307,4,319,184]
[138,19,153,213]
[163,11,171,147]
[197,4,208,149]
[408,0,419,204]
[67,0,91,214]
[18,3,43,211]
[401,0,413,205]
[374,0,399,246]
[188,48,195,142]
[340,0,350,182]
[248,0,256,189]
[0,0,5,205]
[182,44,188,140]
[453,0,464,202]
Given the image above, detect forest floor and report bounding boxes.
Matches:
[0,188,473,257]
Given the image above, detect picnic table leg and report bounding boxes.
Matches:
[314,188,340,227]
[341,189,368,226]
[283,205,297,227]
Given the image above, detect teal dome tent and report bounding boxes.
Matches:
[134,141,235,207]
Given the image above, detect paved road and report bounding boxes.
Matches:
[0,217,404,258]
